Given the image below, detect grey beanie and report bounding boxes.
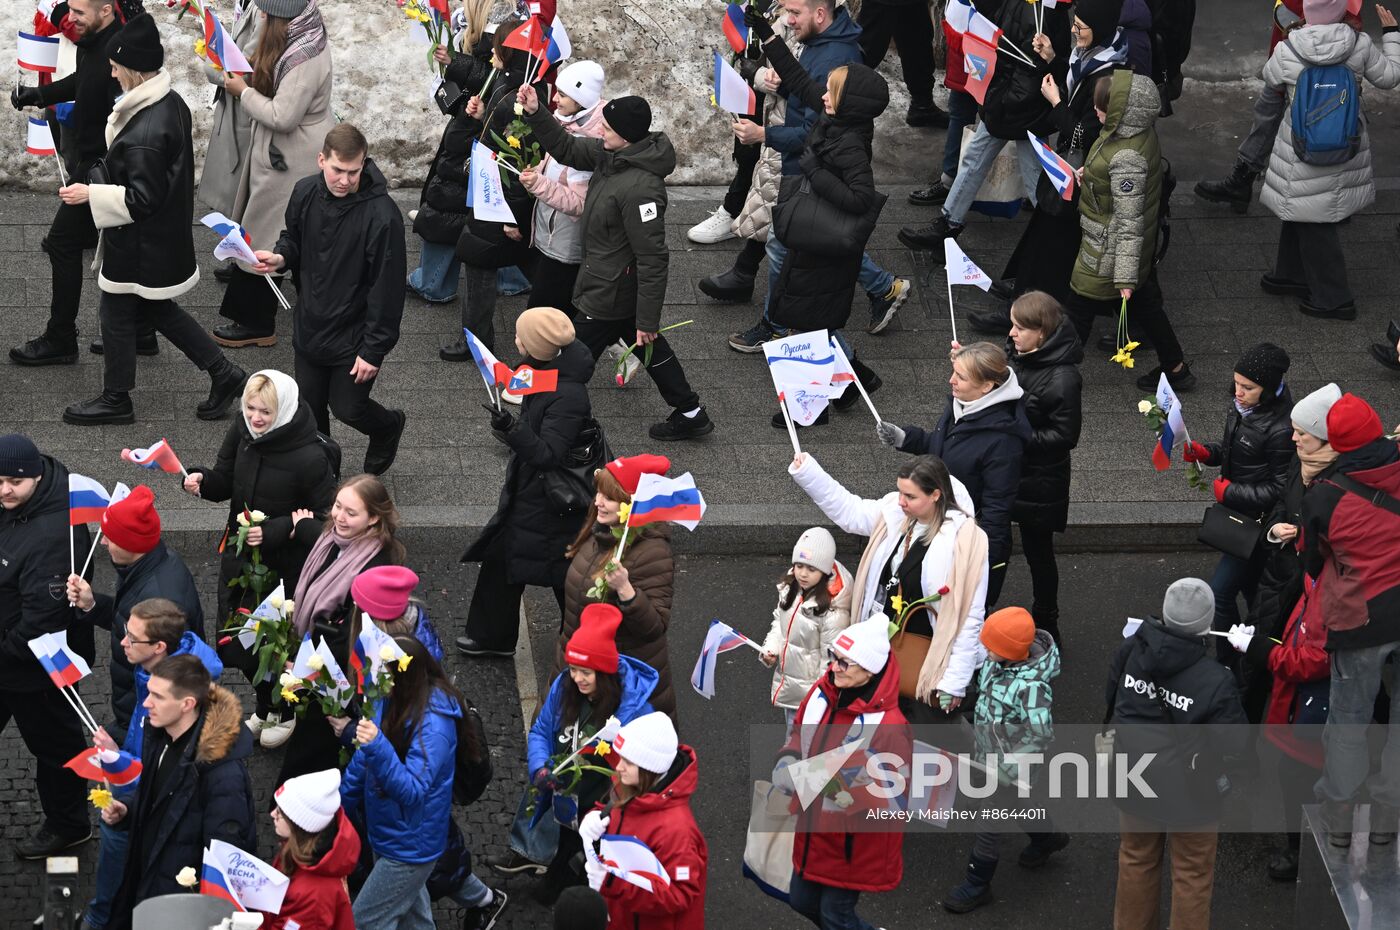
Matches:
[254,0,310,18]
[1161,578,1214,637]
[1291,382,1343,441]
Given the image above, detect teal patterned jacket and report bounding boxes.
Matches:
[972,629,1061,786]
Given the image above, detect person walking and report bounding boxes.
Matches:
[516,84,714,441]
[0,434,94,860]
[856,0,948,126]
[60,12,247,426]
[198,0,262,218]
[214,0,335,346]
[459,308,594,657]
[877,341,1030,607]
[1255,0,1400,321]
[249,124,409,475]
[263,769,359,930]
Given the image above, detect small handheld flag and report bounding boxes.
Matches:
[200,859,245,911]
[629,472,706,530]
[470,141,516,224]
[205,839,289,913]
[962,30,998,105]
[722,3,750,54]
[597,834,672,892]
[68,474,110,525]
[1026,131,1075,201]
[943,0,974,34]
[64,747,142,787]
[506,364,560,395]
[544,17,571,64]
[1152,374,1188,471]
[290,634,320,682]
[26,116,56,156]
[944,239,992,292]
[691,619,760,699]
[17,31,60,73]
[28,630,93,689]
[121,438,186,476]
[713,51,756,116]
[762,329,836,385]
[200,212,259,265]
[463,328,512,400]
[200,7,252,73]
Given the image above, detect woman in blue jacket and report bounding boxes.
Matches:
[490,603,657,905]
[341,636,461,930]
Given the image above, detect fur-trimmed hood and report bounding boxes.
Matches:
[196,684,254,766]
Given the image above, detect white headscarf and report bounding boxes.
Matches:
[244,369,300,437]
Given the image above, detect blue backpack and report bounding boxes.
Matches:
[1288,43,1361,166]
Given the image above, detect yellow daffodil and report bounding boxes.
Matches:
[307,654,325,671]
[1138,400,1153,415]
[194,38,206,59]
[506,134,522,149]
[251,620,260,633]
[379,644,397,662]
[1123,341,1140,352]
[890,594,906,616]
[617,502,631,524]
[398,654,413,673]
[709,91,717,108]
[593,740,611,756]
[88,787,113,810]
[280,687,300,704]
[176,866,198,888]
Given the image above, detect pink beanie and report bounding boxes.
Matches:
[351,566,419,621]
[1303,0,1349,24]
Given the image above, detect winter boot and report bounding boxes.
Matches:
[1194,159,1258,214]
[1018,831,1069,868]
[942,853,997,913]
[63,391,135,426]
[1031,606,1062,647]
[198,356,247,420]
[898,214,964,253]
[698,267,756,303]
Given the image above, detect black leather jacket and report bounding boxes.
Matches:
[1201,387,1295,518]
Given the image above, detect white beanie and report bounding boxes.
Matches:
[791,527,836,575]
[556,60,605,110]
[1291,382,1343,441]
[274,768,341,832]
[832,616,890,673]
[612,711,678,775]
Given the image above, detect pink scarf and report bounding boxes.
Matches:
[292,530,381,636]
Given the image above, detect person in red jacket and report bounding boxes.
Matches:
[578,711,707,929]
[264,768,360,930]
[773,616,908,929]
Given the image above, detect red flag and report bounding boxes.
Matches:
[962,31,998,105]
[503,15,550,62]
[505,364,559,395]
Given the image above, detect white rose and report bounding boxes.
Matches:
[250,509,268,523]
[279,671,301,688]
[307,655,325,671]
[176,866,198,888]
[379,645,397,662]
[1138,400,1153,415]
[282,599,295,616]
[268,595,284,610]
[833,790,854,809]
[236,512,250,527]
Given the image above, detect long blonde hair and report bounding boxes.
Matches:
[457,0,491,51]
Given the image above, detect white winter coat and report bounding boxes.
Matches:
[789,455,990,697]
[762,560,854,709]
[1260,25,1400,223]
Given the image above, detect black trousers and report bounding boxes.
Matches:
[41,198,99,342]
[724,137,764,218]
[1019,523,1060,613]
[1278,751,1317,850]
[858,1,935,103]
[574,313,701,413]
[529,253,581,319]
[734,237,768,277]
[465,554,565,651]
[1065,271,1184,370]
[1275,221,1352,311]
[0,686,90,836]
[100,291,223,393]
[293,351,399,438]
[219,265,283,334]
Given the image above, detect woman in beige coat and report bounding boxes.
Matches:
[213,0,334,348]
[198,0,263,215]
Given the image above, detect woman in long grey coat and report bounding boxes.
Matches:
[212,0,335,348]
[197,0,263,215]
[1259,0,1400,320]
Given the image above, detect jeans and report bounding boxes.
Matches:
[574,313,701,412]
[408,240,461,302]
[353,856,437,930]
[1275,221,1353,311]
[788,871,875,930]
[100,291,223,394]
[85,820,131,928]
[448,871,493,909]
[1237,83,1287,173]
[761,235,890,336]
[293,351,400,439]
[1317,640,1400,807]
[40,197,99,341]
[507,787,561,863]
[1208,550,1265,663]
[941,91,979,182]
[1113,813,1219,930]
[497,265,532,296]
[943,122,1042,225]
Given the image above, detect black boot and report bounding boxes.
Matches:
[90,332,159,356]
[906,100,950,128]
[898,215,964,253]
[698,267,756,303]
[1018,831,1069,868]
[833,357,881,411]
[63,391,135,426]
[197,357,247,421]
[10,333,79,366]
[1032,605,1061,646]
[942,852,997,913]
[364,410,408,476]
[1194,160,1258,214]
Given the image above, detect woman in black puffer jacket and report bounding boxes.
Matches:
[747,12,888,426]
[1007,293,1083,644]
[1183,343,1295,658]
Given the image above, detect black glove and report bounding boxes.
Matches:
[744,4,775,41]
[482,402,515,434]
[751,0,774,16]
[799,149,820,177]
[11,85,42,111]
[533,767,564,792]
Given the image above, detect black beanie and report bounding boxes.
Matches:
[1072,0,1124,47]
[1235,342,1291,395]
[553,887,609,930]
[0,434,43,479]
[108,12,164,73]
[603,96,652,144]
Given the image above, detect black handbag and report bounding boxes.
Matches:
[1197,503,1263,561]
[434,78,468,115]
[541,418,612,515]
[1035,122,1085,218]
[772,175,888,258]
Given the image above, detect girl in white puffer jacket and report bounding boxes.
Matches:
[760,528,854,728]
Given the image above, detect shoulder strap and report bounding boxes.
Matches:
[1328,473,1400,519]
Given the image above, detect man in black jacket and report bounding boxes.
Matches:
[858,0,950,127]
[9,0,136,365]
[0,434,93,859]
[64,485,203,735]
[251,124,408,475]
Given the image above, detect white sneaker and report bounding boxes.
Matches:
[613,339,642,385]
[408,208,419,223]
[245,712,267,733]
[501,387,523,406]
[687,206,736,244]
[259,717,296,749]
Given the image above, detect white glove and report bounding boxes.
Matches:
[1227,623,1255,654]
[579,809,608,846]
[771,757,796,794]
[876,421,906,448]
[585,852,607,890]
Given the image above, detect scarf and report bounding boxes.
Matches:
[1299,444,1339,484]
[274,0,328,91]
[292,529,382,636]
[105,69,172,147]
[1067,29,1128,99]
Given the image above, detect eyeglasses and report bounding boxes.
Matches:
[826,650,851,671]
[122,636,159,646]
[1070,21,1084,33]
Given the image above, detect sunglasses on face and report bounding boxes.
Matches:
[826,650,852,671]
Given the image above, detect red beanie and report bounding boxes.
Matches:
[351,566,420,621]
[101,485,161,554]
[1326,393,1383,453]
[604,454,670,495]
[564,603,622,673]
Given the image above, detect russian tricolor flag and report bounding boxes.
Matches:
[200,212,260,265]
[464,327,512,394]
[722,3,749,54]
[545,17,571,64]
[628,472,706,530]
[1026,131,1075,201]
[200,859,245,911]
[200,8,252,73]
[100,748,142,786]
[690,619,756,699]
[713,51,756,116]
[349,636,369,694]
[122,438,184,474]
[1152,373,1188,472]
[28,630,92,689]
[68,474,110,526]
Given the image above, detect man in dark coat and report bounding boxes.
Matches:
[64,486,204,735]
[106,656,255,930]
[9,0,128,365]
[251,123,408,475]
[0,434,94,859]
[460,308,595,656]
[520,87,714,442]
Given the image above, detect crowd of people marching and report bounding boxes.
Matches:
[3,0,1400,927]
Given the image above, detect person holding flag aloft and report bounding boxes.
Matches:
[459,307,594,657]
[0,433,94,859]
